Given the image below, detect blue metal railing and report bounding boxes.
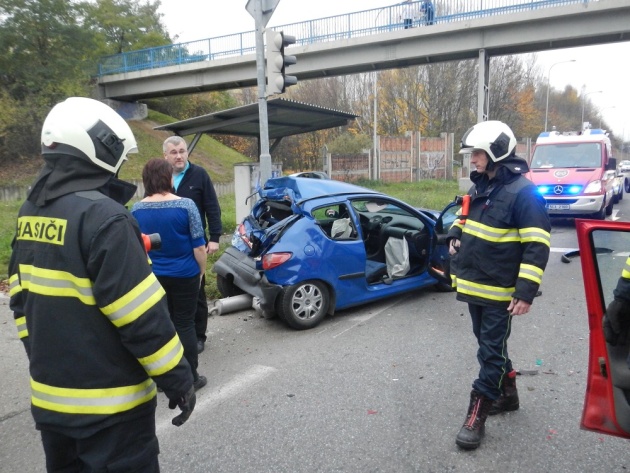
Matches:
[97,0,590,76]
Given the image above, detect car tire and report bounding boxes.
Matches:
[216,274,244,298]
[625,178,630,193]
[619,188,624,201]
[605,198,614,216]
[277,280,329,330]
[592,202,606,220]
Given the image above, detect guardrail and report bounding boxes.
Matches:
[97,0,590,76]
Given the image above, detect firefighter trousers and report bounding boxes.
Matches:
[40,413,160,472]
[468,303,514,400]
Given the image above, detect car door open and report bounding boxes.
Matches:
[576,218,630,439]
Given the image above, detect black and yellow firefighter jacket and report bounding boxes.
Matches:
[447,162,551,307]
[9,156,193,435]
[614,256,630,303]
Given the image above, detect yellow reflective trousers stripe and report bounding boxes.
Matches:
[31,378,156,415]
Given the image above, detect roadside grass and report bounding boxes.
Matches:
[0,179,460,300]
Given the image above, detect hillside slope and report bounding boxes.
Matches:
[2,110,251,186]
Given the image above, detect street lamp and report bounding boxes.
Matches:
[581,89,603,128]
[544,59,575,132]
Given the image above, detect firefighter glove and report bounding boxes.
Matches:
[169,385,196,427]
[603,298,630,346]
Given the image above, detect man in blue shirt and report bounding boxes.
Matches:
[164,136,222,354]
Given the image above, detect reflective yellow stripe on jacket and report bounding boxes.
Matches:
[622,256,630,280]
[139,334,185,377]
[455,277,514,302]
[100,274,166,328]
[17,265,96,305]
[9,273,21,297]
[520,226,551,246]
[14,315,28,339]
[518,263,544,285]
[462,220,520,243]
[31,378,156,415]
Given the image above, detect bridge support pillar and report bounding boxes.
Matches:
[477,49,490,123]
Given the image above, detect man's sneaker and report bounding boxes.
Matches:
[193,375,207,392]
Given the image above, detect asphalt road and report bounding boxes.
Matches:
[1,202,629,472]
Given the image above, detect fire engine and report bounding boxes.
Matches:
[526,126,617,219]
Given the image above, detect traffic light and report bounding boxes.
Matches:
[266,30,297,95]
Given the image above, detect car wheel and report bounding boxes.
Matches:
[592,201,606,220]
[605,197,614,216]
[619,188,624,201]
[216,274,244,298]
[625,178,630,193]
[277,280,329,330]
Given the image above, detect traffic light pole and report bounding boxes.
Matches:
[253,1,272,185]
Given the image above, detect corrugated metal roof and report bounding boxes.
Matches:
[154,98,357,139]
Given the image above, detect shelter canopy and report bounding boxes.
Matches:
[154,97,357,154]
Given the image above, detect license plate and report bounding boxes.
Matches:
[547,204,570,210]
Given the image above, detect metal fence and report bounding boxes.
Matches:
[98,0,592,76]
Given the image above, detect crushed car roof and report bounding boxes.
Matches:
[261,176,379,202]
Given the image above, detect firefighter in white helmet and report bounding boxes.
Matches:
[447,120,551,450]
[9,97,196,471]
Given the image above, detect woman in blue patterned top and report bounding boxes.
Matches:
[132,159,208,391]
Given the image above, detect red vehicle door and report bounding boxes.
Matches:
[576,218,630,438]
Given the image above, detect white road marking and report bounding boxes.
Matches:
[550,247,578,253]
[331,298,403,338]
[157,364,277,434]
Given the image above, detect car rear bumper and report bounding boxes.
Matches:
[213,247,282,311]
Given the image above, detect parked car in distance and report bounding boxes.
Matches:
[289,171,330,179]
[618,160,630,193]
[576,218,630,439]
[605,169,624,204]
[213,176,458,330]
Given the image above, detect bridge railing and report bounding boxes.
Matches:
[97,0,589,76]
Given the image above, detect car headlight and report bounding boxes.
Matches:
[583,180,602,194]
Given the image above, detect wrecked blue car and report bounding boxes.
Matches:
[213,176,457,330]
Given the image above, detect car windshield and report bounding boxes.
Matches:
[531,143,602,169]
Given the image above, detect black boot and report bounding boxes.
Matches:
[489,370,519,415]
[456,390,493,450]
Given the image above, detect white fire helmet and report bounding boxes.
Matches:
[459,120,517,162]
[41,97,138,174]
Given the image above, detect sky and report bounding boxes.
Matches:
[157,0,630,140]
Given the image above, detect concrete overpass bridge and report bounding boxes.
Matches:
[97,0,630,121]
